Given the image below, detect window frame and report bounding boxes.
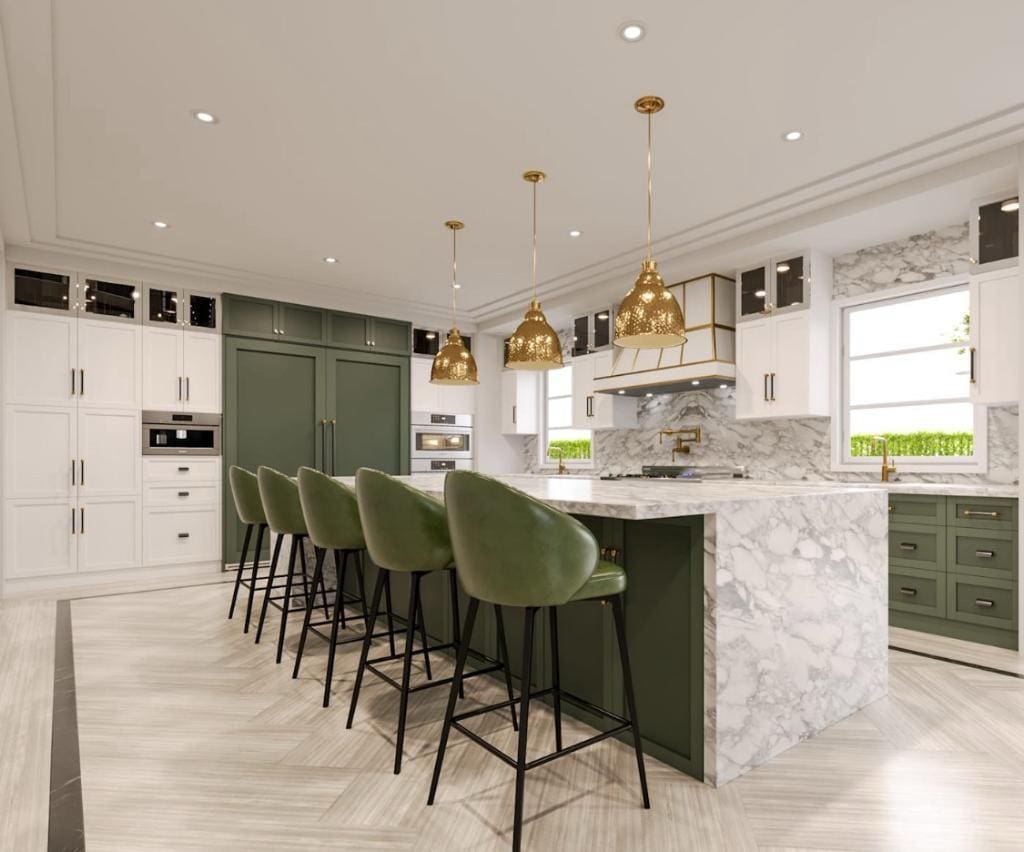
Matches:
[538,364,594,470]
[831,276,987,474]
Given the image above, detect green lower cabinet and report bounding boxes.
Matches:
[947,573,1018,632]
[947,527,1018,581]
[888,494,946,525]
[889,568,945,618]
[947,495,1018,531]
[889,522,946,572]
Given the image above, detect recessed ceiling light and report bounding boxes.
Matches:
[782,130,803,142]
[152,220,169,229]
[323,256,337,264]
[645,392,654,398]
[618,21,646,42]
[719,383,728,389]
[776,262,790,273]
[1000,198,1019,212]
[691,380,700,386]
[568,229,582,238]
[191,110,218,124]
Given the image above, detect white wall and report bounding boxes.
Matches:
[472,334,526,474]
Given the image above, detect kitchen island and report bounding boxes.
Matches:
[337,473,889,785]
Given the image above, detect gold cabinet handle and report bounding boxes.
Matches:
[962,509,999,518]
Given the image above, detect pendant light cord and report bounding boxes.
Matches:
[531,179,538,299]
[646,109,653,262]
[451,226,458,328]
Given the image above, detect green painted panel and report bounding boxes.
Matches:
[326,350,409,476]
[947,573,1018,630]
[371,317,412,354]
[947,496,1018,531]
[887,494,945,525]
[223,338,324,564]
[889,567,945,617]
[279,304,326,344]
[328,312,370,350]
[947,528,1018,581]
[890,610,1018,650]
[889,522,945,572]
[222,295,277,339]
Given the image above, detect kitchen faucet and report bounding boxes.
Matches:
[873,435,897,482]
[658,427,702,461]
[549,447,569,475]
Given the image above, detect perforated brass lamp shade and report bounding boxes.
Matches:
[430,327,479,385]
[613,259,686,349]
[506,299,563,370]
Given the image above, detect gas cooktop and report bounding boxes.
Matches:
[600,465,747,481]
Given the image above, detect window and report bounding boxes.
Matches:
[543,365,592,465]
[837,282,985,470]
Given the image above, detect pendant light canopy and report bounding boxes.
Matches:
[430,220,479,385]
[506,170,563,371]
[613,96,686,349]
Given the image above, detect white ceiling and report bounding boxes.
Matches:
[2,0,1024,325]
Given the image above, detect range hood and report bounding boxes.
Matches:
[593,273,736,396]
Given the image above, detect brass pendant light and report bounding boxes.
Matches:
[506,170,563,371]
[430,220,479,385]
[613,95,686,349]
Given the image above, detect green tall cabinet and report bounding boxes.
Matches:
[222,295,410,565]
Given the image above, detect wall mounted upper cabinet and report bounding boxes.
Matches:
[571,352,637,430]
[142,327,222,413]
[570,307,614,356]
[736,252,820,323]
[500,371,539,435]
[222,295,319,343]
[968,269,1020,405]
[328,311,411,355]
[970,190,1019,273]
[145,286,219,331]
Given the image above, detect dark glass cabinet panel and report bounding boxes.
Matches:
[774,255,805,309]
[13,268,71,311]
[978,199,1019,265]
[739,266,767,317]
[572,316,589,355]
[593,310,611,348]
[83,279,139,319]
[413,328,440,355]
[149,288,179,324]
[188,293,217,329]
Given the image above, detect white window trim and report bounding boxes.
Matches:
[538,365,595,470]
[830,275,987,474]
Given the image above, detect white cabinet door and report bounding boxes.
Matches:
[143,327,184,411]
[735,319,772,419]
[78,497,141,572]
[144,506,220,565]
[500,371,538,435]
[571,354,593,429]
[4,500,76,578]
[5,312,76,406]
[142,457,221,482]
[183,331,222,412]
[410,357,439,412]
[437,382,476,417]
[970,274,1020,405]
[77,409,140,496]
[592,388,638,430]
[5,406,75,498]
[77,320,141,409]
[770,312,811,417]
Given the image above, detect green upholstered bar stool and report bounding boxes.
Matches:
[348,468,518,775]
[254,466,328,664]
[430,470,650,852]
[226,466,269,632]
[294,466,402,708]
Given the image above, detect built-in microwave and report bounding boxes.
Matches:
[142,411,222,455]
[410,412,473,461]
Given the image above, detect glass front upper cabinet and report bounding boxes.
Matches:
[82,278,141,321]
[773,254,806,310]
[145,286,219,330]
[187,292,218,330]
[737,253,810,321]
[147,287,180,325]
[738,264,768,319]
[971,191,1019,271]
[12,267,72,312]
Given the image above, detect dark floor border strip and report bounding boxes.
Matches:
[48,600,85,852]
[889,644,1024,679]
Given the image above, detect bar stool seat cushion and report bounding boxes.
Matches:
[297,466,365,551]
[569,560,625,601]
[257,466,307,536]
[229,466,266,526]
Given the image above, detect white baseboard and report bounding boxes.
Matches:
[1,560,226,601]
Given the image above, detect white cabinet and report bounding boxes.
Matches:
[142,456,221,482]
[411,356,476,415]
[78,497,142,572]
[969,270,1020,405]
[571,353,637,430]
[735,312,828,419]
[5,313,76,406]
[5,406,76,498]
[4,500,76,579]
[500,371,539,435]
[77,320,141,409]
[143,506,221,566]
[143,326,222,413]
[77,409,140,496]
[737,252,827,323]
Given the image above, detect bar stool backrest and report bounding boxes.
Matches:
[445,470,599,607]
[257,466,307,536]
[297,466,365,551]
[228,465,266,526]
[354,468,452,573]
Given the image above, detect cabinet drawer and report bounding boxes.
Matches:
[143,482,220,506]
[887,494,945,525]
[947,496,1017,530]
[947,574,1017,631]
[144,506,220,565]
[889,568,945,618]
[143,457,221,483]
[889,523,945,571]
[947,528,1017,581]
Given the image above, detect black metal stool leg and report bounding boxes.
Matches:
[383,571,397,657]
[346,569,387,728]
[297,536,312,612]
[611,594,650,809]
[275,536,300,664]
[354,551,370,632]
[228,523,253,619]
[337,549,350,631]
[255,533,284,644]
[243,524,266,633]
[317,558,330,621]
[512,607,537,852]
[323,550,348,708]
[417,593,432,681]
[549,605,563,752]
[292,546,325,679]
[448,569,464,699]
[395,571,424,774]
[494,605,519,730]
[427,597,480,805]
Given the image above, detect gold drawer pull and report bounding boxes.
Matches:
[888,505,894,512]
[974,598,995,609]
[963,509,1000,518]
[975,549,995,558]
[898,543,917,552]
[897,587,918,597]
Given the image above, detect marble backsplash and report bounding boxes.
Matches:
[522,223,1020,485]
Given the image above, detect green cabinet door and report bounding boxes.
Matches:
[370,317,412,354]
[222,295,278,339]
[223,338,326,564]
[278,304,326,344]
[326,350,409,476]
[328,312,371,350]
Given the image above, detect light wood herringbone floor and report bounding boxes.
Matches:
[9,582,1024,851]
